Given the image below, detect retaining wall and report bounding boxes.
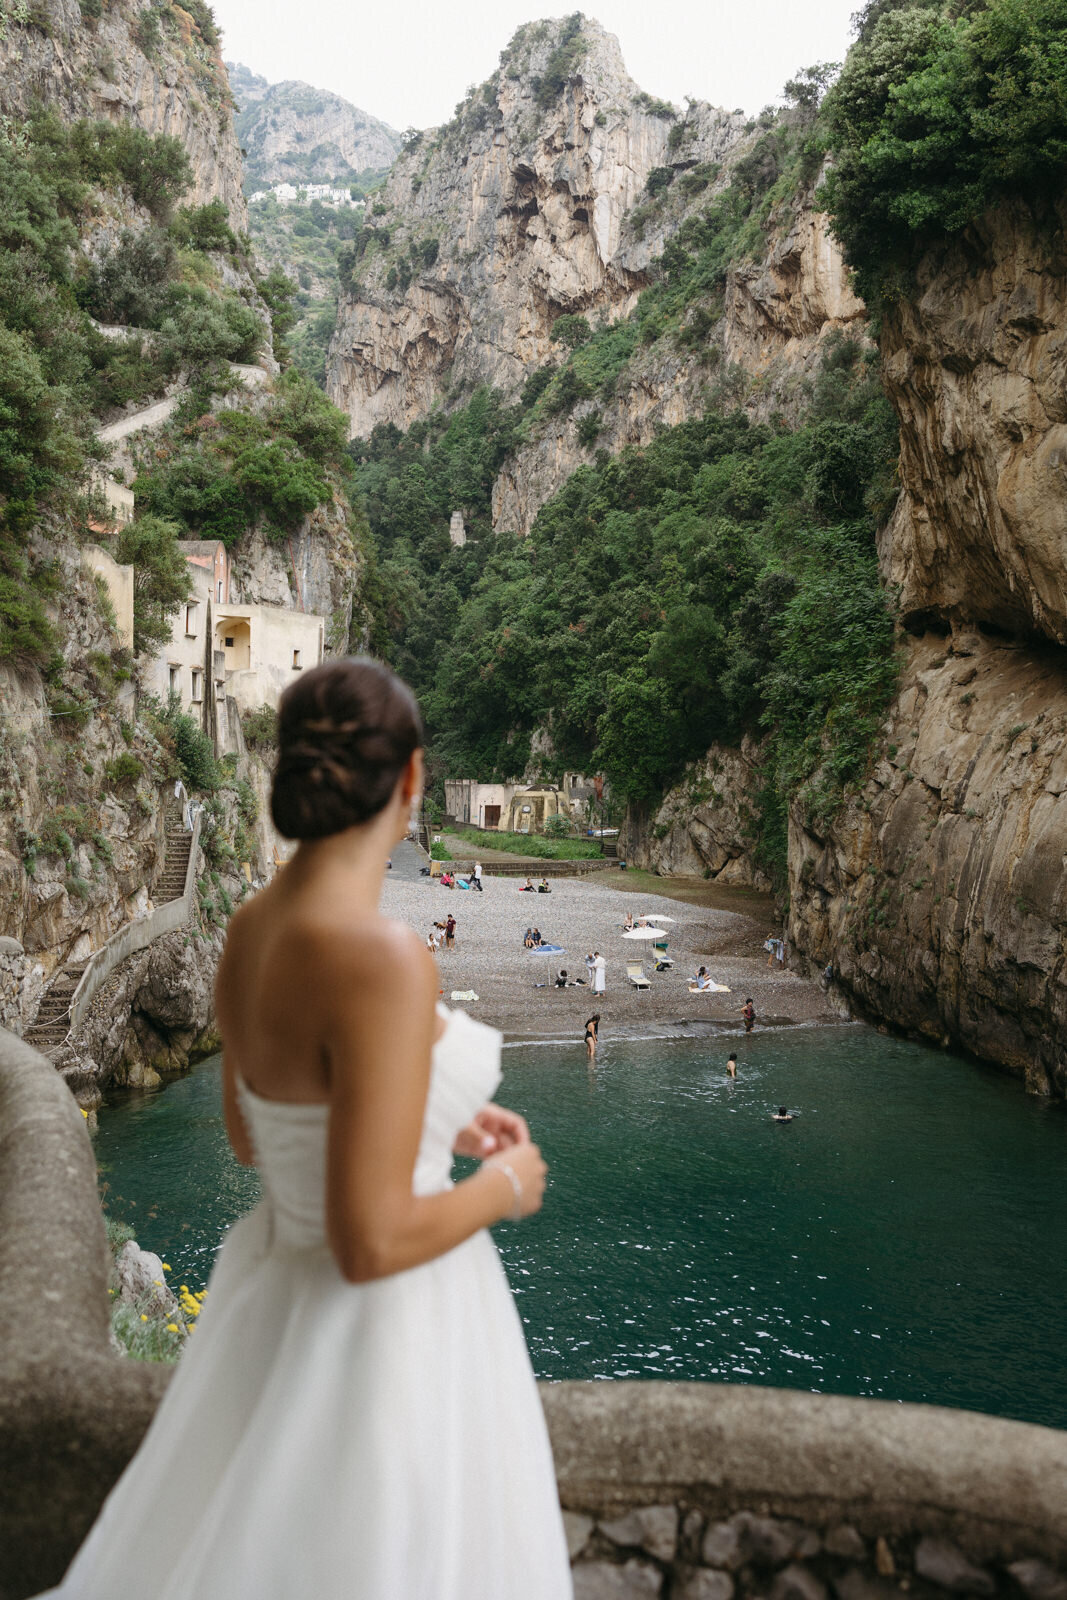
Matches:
[2,1029,1065,1600]
[68,811,200,1037]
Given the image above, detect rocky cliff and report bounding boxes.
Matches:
[492,171,866,537]
[785,201,1067,1095]
[0,0,247,229]
[229,64,401,189]
[327,17,685,435]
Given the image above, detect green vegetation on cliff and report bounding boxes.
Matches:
[357,339,899,885]
[823,0,1067,301]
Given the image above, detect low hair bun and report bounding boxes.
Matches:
[269,659,423,842]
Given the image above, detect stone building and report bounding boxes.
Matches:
[444,779,519,830]
[144,540,325,754]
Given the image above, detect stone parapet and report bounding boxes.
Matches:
[2,1029,1065,1599]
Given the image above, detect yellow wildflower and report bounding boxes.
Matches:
[162,1264,172,1272]
[165,1323,179,1333]
[81,1109,89,1118]
[140,1314,148,1322]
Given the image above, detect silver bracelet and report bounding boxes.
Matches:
[492,1161,523,1222]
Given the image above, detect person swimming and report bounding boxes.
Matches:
[726,1053,737,1078]
[772,1106,793,1122]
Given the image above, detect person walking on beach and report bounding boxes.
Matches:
[592,952,606,995]
[742,997,756,1033]
[445,913,457,950]
[473,861,483,891]
[585,1014,600,1058]
[37,657,570,1600]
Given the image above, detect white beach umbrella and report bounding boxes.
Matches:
[640,913,675,923]
[622,926,666,941]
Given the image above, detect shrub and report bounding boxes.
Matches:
[79,226,178,327]
[115,515,193,653]
[169,200,238,255]
[103,752,144,786]
[241,703,277,751]
[550,314,591,349]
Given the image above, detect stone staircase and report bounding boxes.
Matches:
[22,960,89,1057]
[157,802,194,904]
[22,803,194,1061]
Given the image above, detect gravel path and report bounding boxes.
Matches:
[380,868,836,1042]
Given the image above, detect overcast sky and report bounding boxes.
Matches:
[212,0,859,132]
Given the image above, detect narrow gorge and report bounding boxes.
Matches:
[325,7,1067,1097]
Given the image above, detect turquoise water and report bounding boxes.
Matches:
[94,1024,1067,1429]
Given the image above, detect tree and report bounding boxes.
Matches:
[115,515,192,654]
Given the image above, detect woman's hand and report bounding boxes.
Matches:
[484,1141,547,1220]
[453,1104,530,1158]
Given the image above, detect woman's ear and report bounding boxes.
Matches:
[400,748,424,809]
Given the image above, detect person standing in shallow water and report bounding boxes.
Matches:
[585,1014,600,1058]
[726,1053,737,1078]
[742,997,756,1033]
[34,657,572,1600]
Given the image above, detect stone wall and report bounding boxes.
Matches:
[3,1030,1067,1600]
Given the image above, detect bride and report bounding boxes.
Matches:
[40,658,573,1599]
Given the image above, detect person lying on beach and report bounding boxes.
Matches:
[772,1106,794,1122]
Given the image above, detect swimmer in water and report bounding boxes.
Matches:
[726,1053,737,1078]
[772,1106,793,1122]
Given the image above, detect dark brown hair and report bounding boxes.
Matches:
[270,658,423,841]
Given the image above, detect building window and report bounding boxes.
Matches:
[216,580,223,602]
[292,649,302,669]
[168,665,178,694]
[191,669,202,703]
[184,604,198,637]
[224,636,234,648]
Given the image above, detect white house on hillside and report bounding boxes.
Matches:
[143,539,325,754]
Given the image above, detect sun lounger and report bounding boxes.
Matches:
[652,950,674,971]
[627,960,651,992]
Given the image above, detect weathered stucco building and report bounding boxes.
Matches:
[144,540,325,753]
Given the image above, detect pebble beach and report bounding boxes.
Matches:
[380,859,836,1041]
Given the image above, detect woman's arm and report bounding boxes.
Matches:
[322,924,544,1283]
[216,904,256,1167]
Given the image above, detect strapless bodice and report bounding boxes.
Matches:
[237,1005,502,1250]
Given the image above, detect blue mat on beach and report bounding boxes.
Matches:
[532,943,565,955]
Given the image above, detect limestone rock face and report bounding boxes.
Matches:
[492,188,865,538]
[228,496,365,654]
[0,0,247,229]
[230,65,401,188]
[788,630,1067,1097]
[327,18,681,436]
[879,200,1067,643]
[621,742,772,890]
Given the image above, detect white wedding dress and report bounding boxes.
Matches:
[42,1006,573,1599]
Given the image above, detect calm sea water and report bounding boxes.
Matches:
[94,1024,1067,1429]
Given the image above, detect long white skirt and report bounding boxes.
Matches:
[39,1205,573,1599]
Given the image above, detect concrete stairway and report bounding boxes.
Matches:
[156,803,193,904]
[22,805,194,1061]
[22,960,89,1056]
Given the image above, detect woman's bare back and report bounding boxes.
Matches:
[216,861,425,1107]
